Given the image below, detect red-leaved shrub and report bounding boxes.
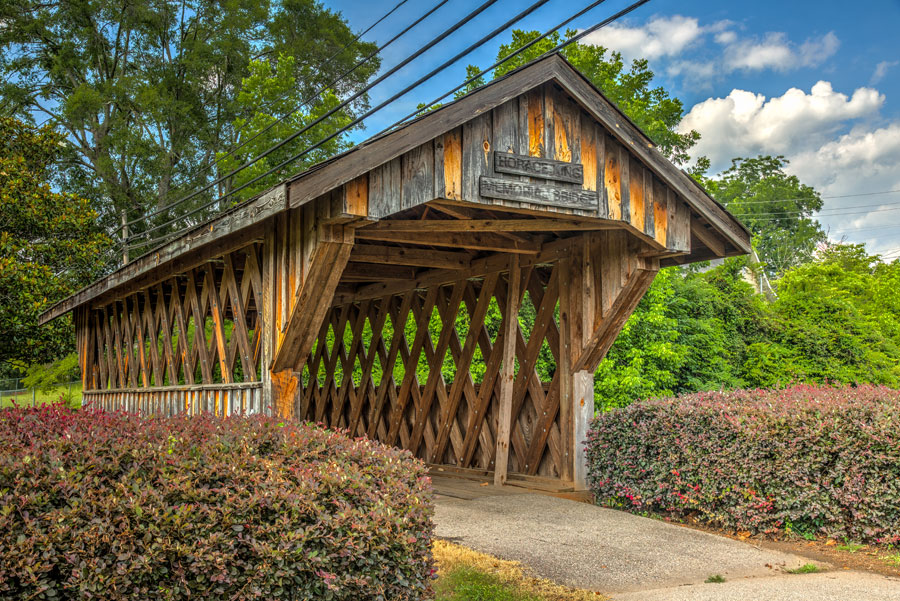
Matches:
[586,385,900,544]
[0,405,434,600]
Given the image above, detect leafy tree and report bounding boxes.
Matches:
[0,117,110,370]
[754,244,900,388]
[0,0,378,246]
[594,262,766,409]
[216,54,355,202]
[459,30,701,165]
[707,156,826,279]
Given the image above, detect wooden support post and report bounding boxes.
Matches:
[271,225,353,372]
[270,369,299,419]
[494,254,520,486]
[558,248,592,486]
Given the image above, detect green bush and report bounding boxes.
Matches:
[0,405,434,600]
[586,385,900,544]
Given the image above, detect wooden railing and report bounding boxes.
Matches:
[83,382,266,417]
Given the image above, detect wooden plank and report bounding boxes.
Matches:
[525,88,544,157]
[462,111,492,203]
[358,218,616,233]
[350,245,472,269]
[401,143,434,211]
[479,177,598,210]
[642,165,655,238]
[354,229,539,253]
[437,128,462,200]
[492,98,519,155]
[493,152,583,184]
[669,193,692,253]
[604,136,626,221]
[629,158,646,233]
[343,174,369,219]
[494,255,521,486]
[342,263,418,281]
[652,176,668,247]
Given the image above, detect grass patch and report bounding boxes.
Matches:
[433,540,601,601]
[0,383,83,408]
[836,543,865,553]
[880,552,900,567]
[787,563,820,574]
[704,575,725,583]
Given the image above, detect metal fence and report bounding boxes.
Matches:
[0,379,82,408]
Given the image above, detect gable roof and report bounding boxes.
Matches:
[40,53,750,325]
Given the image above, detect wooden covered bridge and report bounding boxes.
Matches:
[40,54,750,490]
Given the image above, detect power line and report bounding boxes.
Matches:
[123,0,654,254]
[123,0,555,250]
[377,0,650,137]
[725,188,900,206]
[828,222,900,234]
[736,205,900,220]
[183,0,411,186]
[124,0,444,231]
[732,201,900,216]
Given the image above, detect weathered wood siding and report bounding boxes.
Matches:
[76,192,354,417]
[365,83,690,253]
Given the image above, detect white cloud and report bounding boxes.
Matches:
[582,15,839,84]
[724,33,795,71]
[871,60,898,85]
[792,126,900,256]
[722,31,839,72]
[678,82,884,168]
[680,84,900,255]
[581,15,713,62]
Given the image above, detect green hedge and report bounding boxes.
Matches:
[586,385,900,544]
[0,405,434,600]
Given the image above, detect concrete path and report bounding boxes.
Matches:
[434,492,900,600]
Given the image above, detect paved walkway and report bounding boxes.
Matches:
[433,490,900,600]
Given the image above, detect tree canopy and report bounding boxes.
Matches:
[0,0,378,247]
[0,117,110,370]
[706,156,826,278]
[595,248,900,409]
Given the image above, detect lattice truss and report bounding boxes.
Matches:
[299,262,566,478]
[84,244,265,390]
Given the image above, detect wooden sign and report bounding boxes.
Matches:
[493,152,583,184]
[479,176,598,210]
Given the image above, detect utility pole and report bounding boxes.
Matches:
[121,211,129,266]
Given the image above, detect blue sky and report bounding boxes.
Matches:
[324,0,900,257]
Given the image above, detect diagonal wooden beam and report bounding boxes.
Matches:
[691,217,726,257]
[572,267,658,373]
[271,227,353,373]
[430,273,499,464]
